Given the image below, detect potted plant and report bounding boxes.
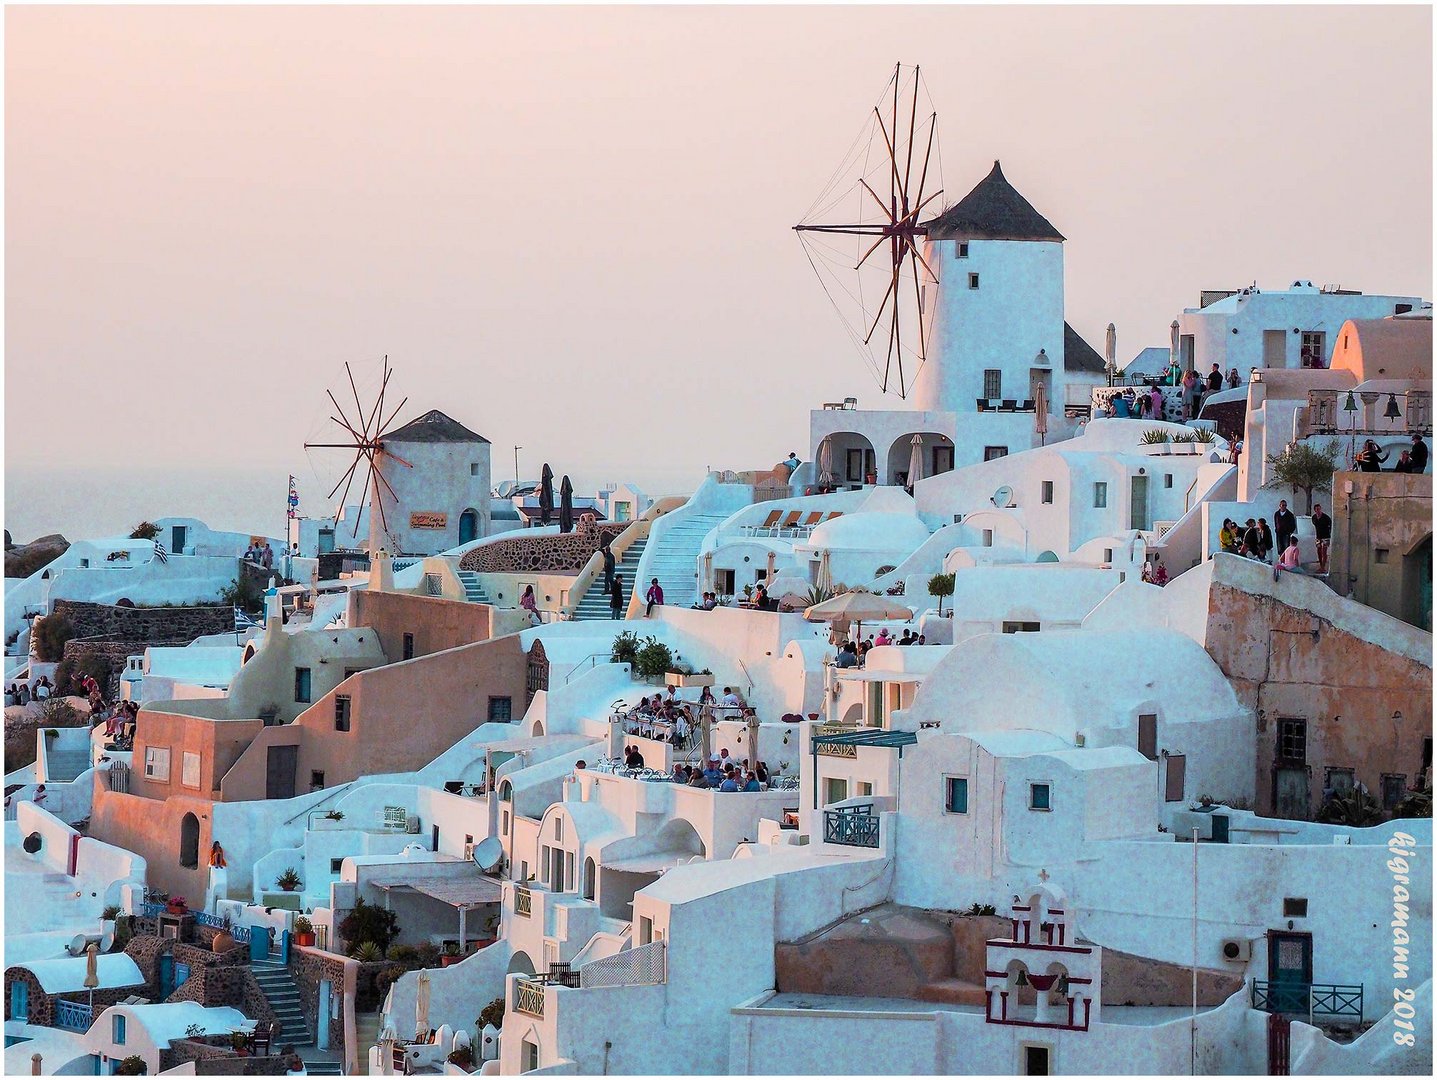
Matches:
[115,1056,147,1075]
[275,868,303,893]
[293,915,316,948]
[166,895,188,916]
[440,941,463,968]
[449,1044,475,1071]
[634,637,673,684]
[665,662,715,689]
[1140,428,1172,454]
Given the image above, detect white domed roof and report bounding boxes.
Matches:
[808,511,930,551]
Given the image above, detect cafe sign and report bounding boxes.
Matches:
[409,512,448,530]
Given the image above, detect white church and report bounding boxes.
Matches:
[810,160,1109,482]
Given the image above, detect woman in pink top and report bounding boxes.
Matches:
[1279,540,1305,574]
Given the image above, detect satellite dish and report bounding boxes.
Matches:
[473,837,503,873]
[68,934,89,957]
[992,485,1015,509]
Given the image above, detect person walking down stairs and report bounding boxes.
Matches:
[610,574,625,620]
[645,578,664,617]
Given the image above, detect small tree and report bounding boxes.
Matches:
[32,613,75,663]
[1263,441,1340,513]
[478,995,506,1030]
[338,897,401,953]
[129,522,161,541]
[928,573,955,617]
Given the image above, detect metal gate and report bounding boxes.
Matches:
[1267,1012,1291,1075]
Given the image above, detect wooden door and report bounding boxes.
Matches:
[1267,931,1313,1014]
[265,745,297,800]
[1274,767,1310,819]
[1164,753,1186,802]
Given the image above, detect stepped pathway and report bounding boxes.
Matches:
[251,959,312,1048]
[456,570,491,605]
[572,538,647,621]
[353,1010,383,1074]
[639,513,728,612]
[44,749,91,783]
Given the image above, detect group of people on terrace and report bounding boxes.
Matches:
[672,756,769,791]
[1100,363,1241,423]
[1354,434,1428,474]
[4,676,52,708]
[1219,498,1329,574]
[833,628,925,669]
[621,684,754,744]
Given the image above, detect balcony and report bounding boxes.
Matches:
[823,804,880,848]
[1251,980,1363,1023]
[514,978,545,1018]
[54,999,94,1033]
[515,886,532,918]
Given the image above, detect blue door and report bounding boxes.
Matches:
[171,525,188,555]
[158,955,174,999]
[250,925,272,962]
[11,979,28,1020]
[459,510,479,545]
[174,962,191,989]
[317,980,332,1050]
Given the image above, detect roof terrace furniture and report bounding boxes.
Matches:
[1021,398,1036,412]
[746,510,784,537]
[1000,399,1017,412]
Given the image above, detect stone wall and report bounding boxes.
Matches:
[461,520,625,574]
[60,639,143,690]
[2,967,140,1029]
[163,1039,292,1075]
[52,599,235,644]
[292,948,350,1064]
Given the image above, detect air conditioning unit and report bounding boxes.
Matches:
[463,842,476,862]
[1220,938,1251,963]
[406,815,421,834]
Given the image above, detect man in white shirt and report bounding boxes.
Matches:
[722,687,743,709]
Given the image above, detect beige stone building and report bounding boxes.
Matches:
[1328,469,1432,631]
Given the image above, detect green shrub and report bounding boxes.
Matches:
[350,941,384,962]
[115,1055,147,1075]
[32,614,75,663]
[635,637,674,681]
[478,995,505,1031]
[1192,427,1218,444]
[219,576,263,612]
[610,630,640,666]
[293,916,313,934]
[53,655,113,699]
[1139,428,1171,445]
[129,522,161,541]
[339,898,401,953]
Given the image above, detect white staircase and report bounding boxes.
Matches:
[44,750,91,784]
[637,513,728,611]
[456,570,490,604]
[572,538,647,620]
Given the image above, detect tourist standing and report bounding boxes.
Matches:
[1410,433,1429,474]
[1257,518,1275,563]
[1206,364,1224,392]
[1226,368,1241,389]
[1311,505,1332,574]
[601,542,615,591]
[644,577,664,617]
[1273,500,1297,556]
[520,585,541,625]
[1393,451,1416,473]
[1355,440,1388,472]
[1148,385,1164,420]
[609,574,625,620]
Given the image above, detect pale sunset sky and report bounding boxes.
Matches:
[6,4,1432,501]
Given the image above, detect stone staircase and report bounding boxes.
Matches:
[44,749,91,783]
[353,1010,383,1075]
[572,538,648,620]
[640,513,728,611]
[251,960,312,1048]
[456,570,490,604]
[306,1059,343,1076]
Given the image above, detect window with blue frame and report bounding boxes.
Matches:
[1029,782,1052,811]
[294,667,312,704]
[944,776,969,814]
[113,1013,126,1044]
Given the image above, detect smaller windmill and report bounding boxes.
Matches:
[304,356,412,554]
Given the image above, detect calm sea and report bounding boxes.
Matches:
[4,464,705,547]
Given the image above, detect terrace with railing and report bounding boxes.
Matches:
[53,999,94,1033]
[1297,388,1432,440]
[1251,980,1363,1025]
[822,803,881,848]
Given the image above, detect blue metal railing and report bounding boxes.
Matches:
[54,999,94,1032]
[1252,980,1363,1023]
[823,804,880,848]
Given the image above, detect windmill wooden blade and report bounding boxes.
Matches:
[351,455,373,541]
[327,453,363,501]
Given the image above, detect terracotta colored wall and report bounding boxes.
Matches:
[1099,946,1242,1007]
[1205,580,1432,817]
[219,634,529,801]
[348,589,493,661]
[91,786,217,900]
[131,706,262,801]
[1329,470,1433,631]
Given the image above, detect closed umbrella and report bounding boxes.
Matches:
[699,705,714,765]
[378,1022,397,1075]
[1170,320,1181,376]
[817,437,834,489]
[84,942,99,1009]
[1034,382,1050,445]
[765,550,776,588]
[816,549,833,595]
[746,714,761,779]
[703,551,714,594]
[415,970,432,1041]
[907,434,924,492]
[559,475,574,534]
[539,465,554,527]
[1105,322,1117,380]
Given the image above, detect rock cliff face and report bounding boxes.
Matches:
[4,533,69,579]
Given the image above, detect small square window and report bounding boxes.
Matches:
[114,1014,127,1045]
[488,696,513,723]
[310,770,326,790]
[294,667,312,704]
[1041,481,1054,504]
[1103,548,1114,563]
[982,529,994,547]
[334,695,351,732]
[968,272,980,289]
[1164,473,1174,489]
[1381,774,1407,810]
[983,369,1003,400]
[956,242,969,258]
[330,858,344,874]
[1094,482,1108,508]
[1029,782,1051,811]
[983,446,1008,462]
[1277,718,1306,764]
[1137,714,1158,761]
[1022,1043,1050,1075]
[1324,768,1354,798]
[1282,897,1308,918]
[1375,548,1390,564]
[470,463,480,476]
[945,776,969,814]
[402,633,415,661]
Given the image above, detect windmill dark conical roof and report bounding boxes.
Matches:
[384,409,490,444]
[923,161,1064,242]
[1063,322,1107,375]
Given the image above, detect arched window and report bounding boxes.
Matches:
[583,857,596,901]
[179,813,200,869]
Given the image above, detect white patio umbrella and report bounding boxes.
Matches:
[817,437,834,487]
[1170,319,1180,370]
[702,551,713,594]
[1105,322,1117,379]
[907,434,924,491]
[765,550,777,589]
[1034,382,1050,445]
[378,1022,398,1075]
[804,591,912,639]
[415,970,432,1041]
[815,549,833,595]
[84,942,99,1009]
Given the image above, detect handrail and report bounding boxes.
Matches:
[563,653,614,685]
[735,658,754,699]
[563,498,683,619]
[1184,475,1201,515]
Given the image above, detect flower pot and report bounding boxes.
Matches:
[295,932,315,947]
[440,954,462,967]
[667,672,714,688]
[212,931,235,953]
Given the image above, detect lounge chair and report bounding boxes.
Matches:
[748,509,783,537]
[775,511,804,537]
